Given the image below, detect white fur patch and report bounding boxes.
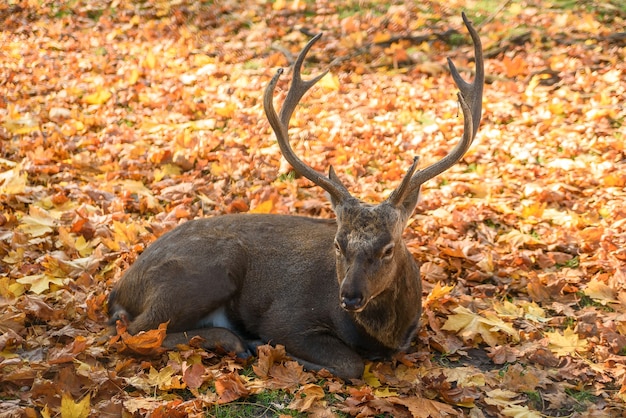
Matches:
[194,306,234,330]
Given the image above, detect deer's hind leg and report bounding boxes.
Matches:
[119,259,240,336]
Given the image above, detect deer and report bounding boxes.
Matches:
[107,13,484,381]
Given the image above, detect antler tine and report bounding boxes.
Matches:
[264,34,352,203]
[387,156,419,206]
[449,12,484,138]
[406,12,485,192]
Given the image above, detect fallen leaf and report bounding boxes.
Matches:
[60,393,90,418]
[215,372,249,404]
[545,327,588,357]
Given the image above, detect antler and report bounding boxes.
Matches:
[264,34,353,204]
[389,12,484,206]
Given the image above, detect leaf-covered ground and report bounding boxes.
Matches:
[1,0,625,416]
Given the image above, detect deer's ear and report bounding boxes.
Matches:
[400,186,420,217]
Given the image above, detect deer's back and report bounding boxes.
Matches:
[112,214,340,326]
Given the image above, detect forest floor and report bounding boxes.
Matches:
[1,0,625,416]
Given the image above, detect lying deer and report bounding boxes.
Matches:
[108,13,484,380]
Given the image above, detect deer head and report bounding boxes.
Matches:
[264,13,484,314]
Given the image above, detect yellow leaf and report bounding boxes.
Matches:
[74,235,94,257]
[18,206,57,237]
[193,54,214,67]
[545,327,588,357]
[522,301,548,323]
[373,32,391,43]
[144,50,156,69]
[83,89,112,105]
[501,404,542,418]
[484,389,523,407]
[2,114,40,134]
[128,67,140,85]
[288,383,326,412]
[424,281,454,309]
[583,277,617,305]
[493,300,524,318]
[214,102,237,118]
[497,229,542,249]
[429,282,454,300]
[521,201,546,219]
[318,72,340,91]
[374,387,399,398]
[442,306,519,347]
[444,367,486,387]
[60,393,90,418]
[272,0,286,10]
[154,163,182,182]
[0,165,28,194]
[363,363,381,388]
[210,162,227,177]
[250,199,274,214]
[146,366,185,390]
[603,173,626,187]
[40,405,51,418]
[16,274,65,294]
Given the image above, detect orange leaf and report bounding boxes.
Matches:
[502,55,527,77]
[215,372,249,404]
[182,363,206,390]
[117,322,167,355]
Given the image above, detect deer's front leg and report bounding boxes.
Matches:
[287,334,364,381]
[164,327,249,356]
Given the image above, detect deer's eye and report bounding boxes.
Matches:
[334,240,343,255]
[381,243,395,260]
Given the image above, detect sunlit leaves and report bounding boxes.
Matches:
[442,306,520,346]
[16,274,65,294]
[0,0,625,416]
[0,164,28,194]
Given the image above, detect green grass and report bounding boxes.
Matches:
[564,387,599,413]
[208,391,303,418]
[525,390,543,410]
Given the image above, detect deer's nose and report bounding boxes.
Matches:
[340,294,364,311]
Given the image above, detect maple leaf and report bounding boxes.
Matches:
[497,230,542,249]
[147,366,185,390]
[423,281,455,309]
[215,372,250,404]
[442,306,519,346]
[545,327,588,357]
[60,393,90,418]
[583,277,617,305]
[501,405,542,418]
[115,322,167,355]
[16,274,65,294]
[287,383,326,412]
[484,388,523,407]
[17,206,57,237]
[182,362,206,390]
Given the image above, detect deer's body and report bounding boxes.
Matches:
[110,213,421,379]
[108,13,484,381]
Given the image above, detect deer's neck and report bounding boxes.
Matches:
[353,254,421,350]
